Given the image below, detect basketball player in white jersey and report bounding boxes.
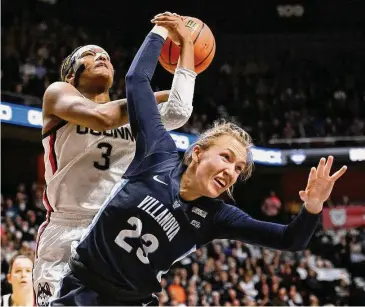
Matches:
[33,43,196,305]
[2,255,34,307]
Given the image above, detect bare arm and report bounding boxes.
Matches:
[43,81,170,131]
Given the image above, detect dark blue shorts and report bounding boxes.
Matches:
[51,272,158,306]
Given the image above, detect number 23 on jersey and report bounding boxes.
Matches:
[115,217,159,264]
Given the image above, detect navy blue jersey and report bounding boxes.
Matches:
[73,32,321,298]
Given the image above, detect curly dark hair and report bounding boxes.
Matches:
[59,46,82,81]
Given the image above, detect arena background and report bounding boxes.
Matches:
[1,0,365,305]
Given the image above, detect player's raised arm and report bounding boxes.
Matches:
[156,14,197,131]
[125,13,194,159]
[213,156,347,251]
[43,81,170,132]
[157,67,196,131]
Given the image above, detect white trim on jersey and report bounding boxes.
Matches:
[1,294,11,307]
[156,245,197,282]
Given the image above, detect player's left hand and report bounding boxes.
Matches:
[300,156,347,214]
[151,12,191,46]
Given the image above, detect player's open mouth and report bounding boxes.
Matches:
[214,177,226,188]
[95,62,108,68]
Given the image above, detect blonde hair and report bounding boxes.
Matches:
[183,120,254,199]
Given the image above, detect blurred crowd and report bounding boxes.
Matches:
[2,13,365,147]
[2,183,365,305]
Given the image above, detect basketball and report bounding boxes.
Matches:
[159,16,216,74]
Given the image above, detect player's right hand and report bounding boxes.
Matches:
[300,156,347,214]
[151,12,192,46]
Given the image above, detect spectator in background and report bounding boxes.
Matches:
[256,283,271,306]
[1,254,34,306]
[261,191,282,219]
[288,285,303,306]
[158,278,169,306]
[309,294,320,306]
[272,287,288,306]
[168,275,187,305]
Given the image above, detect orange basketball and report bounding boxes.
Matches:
[159,16,216,74]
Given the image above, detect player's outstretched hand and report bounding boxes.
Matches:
[151,12,191,46]
[300,156,347,214]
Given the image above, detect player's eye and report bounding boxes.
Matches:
[102,53,111,61]
[221,153,230,161]
[235,165,243,174]
[81,51,95,57]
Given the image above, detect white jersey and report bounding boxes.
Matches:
[41,68,196,216]
[42,122,136,215]
[1,294,11,307]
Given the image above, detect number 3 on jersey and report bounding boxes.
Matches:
[115,217,159,264]
[94,142,112,170]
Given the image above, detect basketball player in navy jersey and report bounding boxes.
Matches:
[52,12,347,306]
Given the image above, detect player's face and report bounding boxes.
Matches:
[194,135,247,198]
[7,258,33,291]
[74,45,114,87]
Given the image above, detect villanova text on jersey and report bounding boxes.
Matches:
[76,125,135,142]
[137,195,180,242]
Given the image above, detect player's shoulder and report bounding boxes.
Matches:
[125,154,179,180]
[43,81,82,117]
[44,81,74,97]
[43,81,81,105]
[204,199,245,222]
[198,197,227,214]
[43,82,69,111]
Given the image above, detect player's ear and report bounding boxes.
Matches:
[66,72,75,86]
[192,145,202,164]
[7,273,12,285]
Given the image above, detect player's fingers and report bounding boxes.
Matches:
[324,155,334,177]
[316,157,326,178]
[299,190,308,202]
[307,167,317,185]
[152,16,179,23]
[153,13,164,19]
[330,165,347,181]
[154,11,173,18]
[151,19,174,27]
[172,13,183,20]
[152,21,178,29]
[152,21,176,26]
